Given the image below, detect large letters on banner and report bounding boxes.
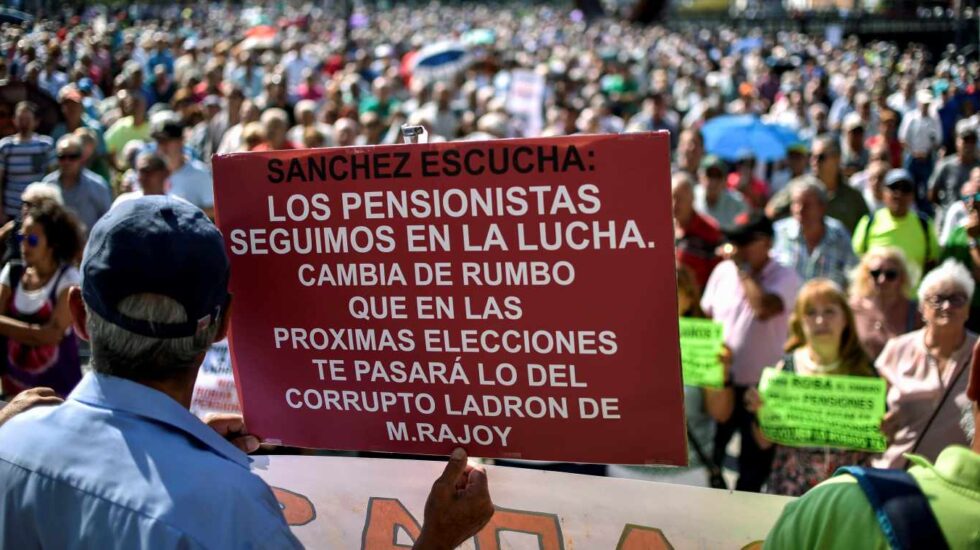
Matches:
[213,133,684,464]
[254,456,793,548]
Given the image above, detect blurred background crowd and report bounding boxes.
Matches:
[0,0,979,498]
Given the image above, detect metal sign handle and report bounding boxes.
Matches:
[401,124,429,144]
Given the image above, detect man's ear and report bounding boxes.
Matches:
[215,294,232,342]
[68,286,90,342]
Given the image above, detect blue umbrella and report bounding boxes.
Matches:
[701,115,801,162]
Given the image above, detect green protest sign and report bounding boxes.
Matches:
[757,367,887,452]
[678,318,724,388]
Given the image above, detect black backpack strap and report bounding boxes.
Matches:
[906,300,919,332]
[835,466,949,550]
[45,264,69,303]
[862,210,876,253]
[916,212,932,263]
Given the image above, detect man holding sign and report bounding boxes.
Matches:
[0,197,493,548]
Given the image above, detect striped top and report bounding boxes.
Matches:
[0,134,56,217]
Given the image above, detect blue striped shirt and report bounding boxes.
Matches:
[0,134,56,217]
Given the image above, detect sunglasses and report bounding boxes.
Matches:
[57,152,82,160]
[15,233,39,247]
[811,153,829,162]
[962,192,980,203]
[870,268,899,282]
[925,293,969,309]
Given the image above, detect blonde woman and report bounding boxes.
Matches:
[747,279,877,496]
[848,247,922,359]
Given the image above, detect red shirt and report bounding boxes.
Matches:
[866,135,903,168]
[726,173,769,209]
[676,212,723,290]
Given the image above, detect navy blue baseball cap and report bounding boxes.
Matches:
[82,196,230,339]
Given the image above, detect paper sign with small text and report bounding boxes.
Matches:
[757,367,887,452]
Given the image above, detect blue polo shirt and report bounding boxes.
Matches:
[0,372,301,548]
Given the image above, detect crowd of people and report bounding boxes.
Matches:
[0,2,977,546]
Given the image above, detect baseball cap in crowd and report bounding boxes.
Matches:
[700,154,727,175]
[786,142,809,155]
[884,169,915,192]
[58,87,82,104]
[723,212,774,245]
[77,78,93,94]
[843,112,864,132]
[151,115,184,141]
[916,89,934,104]
[82,196,230,339]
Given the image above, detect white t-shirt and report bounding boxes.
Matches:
[0,263,80,316]
[168,159,214,210]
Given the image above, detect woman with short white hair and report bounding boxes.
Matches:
[875,259,978,468]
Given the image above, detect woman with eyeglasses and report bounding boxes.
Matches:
[745,279,876,496]
[874,259,977,469]
[848,247,922,360]
[0,200,83,399]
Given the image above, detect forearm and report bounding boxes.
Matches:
[740,274,783,320]
[0,316,65,346]
[751,420,774,450]
[704,387,735,423]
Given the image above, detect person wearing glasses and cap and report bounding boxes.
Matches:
[0,197,493,547]
[41,135,112,236]
[852,168,940,279]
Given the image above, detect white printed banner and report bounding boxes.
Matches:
[253,456,793,549]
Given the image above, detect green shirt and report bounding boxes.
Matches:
[852,208,940,277]
[941,225,980,308]
[103,116,151,161]
[764,446,980,549]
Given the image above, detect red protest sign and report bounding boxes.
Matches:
[212,133,685,465]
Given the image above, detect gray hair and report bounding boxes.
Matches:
[672,172,695,193]
[260,108,289,128]
[813,133,840,156]
[918,259,976,304]
[788,176,828,205]
[87,294,218,381]
[22,182,63,206]
[962,400,976,442]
